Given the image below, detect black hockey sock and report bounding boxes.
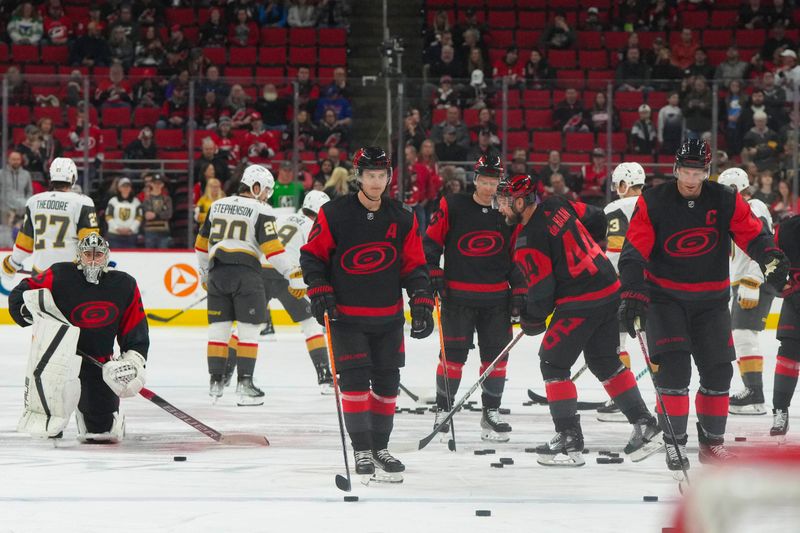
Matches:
[655,387,689,439]
[774,355,800,410]
[695,387,729,438]
[235,341,258,377]
[435,360,463,410]
[738,356,764,391]
[306,334,328,369]
[480,359,507,409]
[545,379,578,431]
[207,340,228,375]
[369,391,396,450]
[601,366,649,422]
[341,390,371,451]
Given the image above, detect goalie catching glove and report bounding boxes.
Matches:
[102,350,146,398]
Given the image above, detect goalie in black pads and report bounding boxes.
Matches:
[8,234,149,443]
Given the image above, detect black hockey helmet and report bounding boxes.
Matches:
[353,146,392,179]
[674,139,711,171]
[493,173,541,208]
[474,154,504,179]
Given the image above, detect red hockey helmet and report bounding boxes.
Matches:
[493,173,541,208]
[353,146,392,178]
[474,154,504,179]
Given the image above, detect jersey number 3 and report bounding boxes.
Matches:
[34,214,70,250]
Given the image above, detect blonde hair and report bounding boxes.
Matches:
[325,167,352,195]
[203,178,225,201]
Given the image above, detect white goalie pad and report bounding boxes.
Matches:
[17,289,82,438]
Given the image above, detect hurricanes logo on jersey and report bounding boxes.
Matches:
[457,230,504,257]
[164,263,199,297]
[664,227,719,258]
[71,301,119,328]
[340,242,397,275]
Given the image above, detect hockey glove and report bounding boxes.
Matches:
[102,350,146,398]
[198,266,208,292]
[509,288,527,324]
[429,266,445,297]
[618,290,649,338]
[737,278,760,310]
[520,314,546,336]
[762,249,790,294]
[287,268,307,299]
[410,290,435,339]
[1,255,22,285]
[308,282,337,325]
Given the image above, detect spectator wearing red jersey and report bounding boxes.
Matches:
[210,116,242,171]
[42,0,70,45]
[158,84,190,129]
[671,28,698,70]
[580,148,608,203]
[243,112,280,165]
[66,104,104,183]
[492,46,524,89]
[95,63,134,109]
[392,144,434,233]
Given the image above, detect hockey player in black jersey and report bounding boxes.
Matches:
[8,234,149,443]
[424,155,524,442]
[300,146,433,482]
[495,174,661,467]
[619,139,789,472]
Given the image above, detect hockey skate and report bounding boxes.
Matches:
[365,448,405,484]
[728,387,767,415]
[697,422,736,465]
[596,399,627,423]
[259,317,276,341]
[664,435,690,480]
[433,409,450,440]
[354,450,375,476]
[315,363,334,395]
[209,374,224,403]
[771,409,789,437]
[624,416,663,462]
[236,376,265,406]
[76,412,125,444]
[480,407,511,442]
[535,425,585,467]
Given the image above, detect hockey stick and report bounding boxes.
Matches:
[527,365,649,409]
[414,330,525,452]
[79,352,268,446]
[434,296,456,452]
[146,295,208,323]
[398,382,420,402]
[635,328,690,487]
[324,312,352,493]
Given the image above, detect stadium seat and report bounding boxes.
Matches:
[525,109,552,130]
[578,31,603,49]
[515,30,540,48]
[604,32,630,50]
[736,29,766,48]
[319,47,346,66]
[289,47,317,66]
[598,132,627,153]
[229,47,258,66]
[523,90,552,108]
[133,107,161,128]
[224,66,252,79]
[202,47,226,65]
[463,109,480,127]
[101,107,131,128]
[710,10,738,28]
[262,27,288,46]
[619,111,639,130]
[579,50,608,69]
[156,129,185,149]
[614,91,645,110]
[489,30,514,48]
[549,50,577,69]
[259,47,285,65]
[532,131,562,152]
[504,131,530,151]
[8,105,31,126]
[33,106,63,125]
[11,44,38,63]
[703,30,733,49]
[517,11,547,29]
[121,128,139,148]
[564,132,595,152]
[41,46,69,64]
[319,28,347,47]
[67,105,98,125]
[166,8,195,26]
[587,70,614,91]
[556,69,585,89]
[496,109,524,130]
[289,28,317,46]
[101,128,119,149]
[255,66,285,80]
[681,11,708,29]
[0,42,7,62]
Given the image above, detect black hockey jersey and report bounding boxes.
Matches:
[300,193,429,328]
[619,181,777,303]
[513,196,620,320]
[777,214,800,297]
[8,263,149,361]
[424,194,524,306]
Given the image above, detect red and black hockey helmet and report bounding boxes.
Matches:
[494,173,541,207]
[353,146,392,178]
[674,139,711,171]
[474,154,504,179]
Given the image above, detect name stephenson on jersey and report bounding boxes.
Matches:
[11,190,98,272]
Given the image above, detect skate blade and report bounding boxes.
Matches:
[236,397,265,407]
[319,385,335,396]
[210,395,222,405]
[361,472,404,485]
[728,404,767,415]
[481,430,510,443]
[536,451,585,467]
[596,412,628,423]
[628,434,665,462]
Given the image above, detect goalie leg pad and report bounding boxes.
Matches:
[17,316,82,438]
[76,411,125,443]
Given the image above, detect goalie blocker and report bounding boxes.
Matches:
[8,235,149,443]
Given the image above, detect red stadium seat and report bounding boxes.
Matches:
[432,108,447,125]
[8,105,31,126]
[681,11,708,29]
[224,66,252,79]
[523,90,552,108]
[579,50,608,69]
[647,91,669,108]
[556,69,585,89]
[578,31,603,49]
[489,30,514,48]
[255,66,285,80]
[532,131,562,152]
[33,106,64,125]
[515,30,541,48]
[564,132,595,152]
[202,47,226,65]
[549,50,577,69]
[597,132,627,153]
[488,11,517,29]
[736,29,766,48]
[496,109,524,130]
[41,46,68,64]
[259,47,285,65]
[319,47,346,66]
[133,107,161,128]
[101,128,119,149]
[121,128,139,148]
[156,129,185,149]
[12,44,38,63]
[710,10,738,28]
[67,105,98,125]
[504,131,530,151]
[517,11,547,29]
[289,47,317,66]
[0,42,7,62]
[229,47,257,66]
[166,8,195,26]
[261,27,288,46]
[604,32,630,50]
[101,107,131,127]
[525,109,553,130]
[619,111,639,130]
[587,70,614,91]
[614,91,645,110]
[463,109,480,127]
[319,28,347,46]
[289,28,317,46]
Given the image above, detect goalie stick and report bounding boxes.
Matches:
[146,295,208,323]
[79,352,268,447]
[526,365,649,409]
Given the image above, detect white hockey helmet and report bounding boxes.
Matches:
[49,157,78,185]
[301,190,330,215]
[611,162,646,189]
[241,164,275,200]
[717,167,751,194]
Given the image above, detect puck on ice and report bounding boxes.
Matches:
[524,447,537,453]
[490,462,504,468]
[474,450,487,455]
[344,496,359,502]
[735,436,747,442]
[173,456,187,462]
[499,408,511,415]
[484,449,496,454]
[475,510,491,517]
[643,496,659,502]
[596,457,624,464]
[499,457,514,465]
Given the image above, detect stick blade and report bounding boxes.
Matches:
[335,474,351,492]
[145,313,173,323]
[576,400,606,410]
[447,439,456,452]
[218,433,270,447]
[527,389,549,404]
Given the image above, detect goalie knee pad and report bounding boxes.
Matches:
[732,329,760,357]
[76,411,125,443]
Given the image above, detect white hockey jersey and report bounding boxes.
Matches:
[274,212,315,266]
[603,195,639,273]
[195,195,295,276]
[730,197,773,284]
[11,190,99,272]
[106,196,143,235]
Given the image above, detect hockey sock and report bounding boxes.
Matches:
[480,358,507,409]
[235,342,258,376]
[545,379,578,432]
[655,388,689,439]
[773,354,800,410]
[305,333,328,369]
[619,351,631,369]
[369,391,397,450]
[695,387,729,438]
[618,332,631,369]
[435,359,463,410]
[207,340,228,375]
[225,333,238,375]
[737,356,764,390]
[341,390,371,451]
[601,366,649,422]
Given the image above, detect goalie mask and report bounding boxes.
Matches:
[76,233,110,284]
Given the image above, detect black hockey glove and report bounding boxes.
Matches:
[762,248,790,294]
[429,266,445,297]
[520,314,546,336]
[410,289,435,339]
[307,282,338,326]
[509,288,527,324]
[618,290,649,339]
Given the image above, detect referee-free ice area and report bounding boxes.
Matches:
[0,326,794,533]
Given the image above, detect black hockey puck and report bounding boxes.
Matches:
[490,462,504,468]
[344,496,359,502]
[522,401,534,406]
[173,456,187,462]
[643,496,659,502]
[499,408,511,415]
[484,449,496,454]
[474,450,487,455]
[596,457,624,464]
[599,450,612,456]
[606,452,620,458]
[475,510,491,517]
[524,447,537,453]
[499,457,514,465]
[735,436,747,442]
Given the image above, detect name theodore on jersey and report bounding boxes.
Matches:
[213,204,254,217]
[35,199,70,211]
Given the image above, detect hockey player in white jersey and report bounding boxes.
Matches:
[718,167,775,415]
[265,190,334,393]
[2,157,99,282]
[195,164,305,405]
[597,162,646,422]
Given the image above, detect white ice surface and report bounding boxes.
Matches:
[0,326,794,533]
